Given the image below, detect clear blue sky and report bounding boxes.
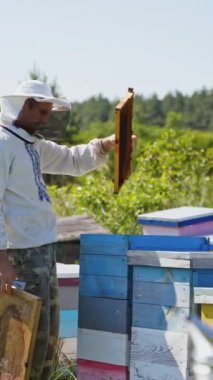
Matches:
[0,0,213,101]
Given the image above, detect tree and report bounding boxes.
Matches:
[143,94,164,126]
[165,111,182,129]
[29,64,61,97]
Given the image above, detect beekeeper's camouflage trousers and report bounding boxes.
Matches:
[8,243,60,380]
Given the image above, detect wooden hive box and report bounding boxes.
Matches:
[77,234,211,379]
[77,234,130,380]
[128,249,213,380]
[138,206,213,236]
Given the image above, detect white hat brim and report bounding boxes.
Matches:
[1,94,71,111]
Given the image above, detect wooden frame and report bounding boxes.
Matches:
[0,288,41,380]
[114,88,134,194]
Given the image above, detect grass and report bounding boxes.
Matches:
[50,340,77,380]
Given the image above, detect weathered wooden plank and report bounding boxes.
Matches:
[133,266,190,284]
[129,234,210,251]
[77,328,130,366]
[131,327,188,368]
[201,304,213,325]
[81,234,128,255]
[194,287,213,304]
[133,281,190,307]
[132,303,190,332]
[57,215,109,242]
[80,255,128,276]
[77,359,129,380]
[79,274,128,299]
[129,250,213,260]
[128,250,213,268]
[128,251,190,268]
[60,310,78,338]
[185,253,213,260]
[79,296,131,334]
[193,258,213,269]
[130,360,188,380]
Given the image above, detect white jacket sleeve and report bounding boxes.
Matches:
[0,141,12,249]
[0,202,7,249]
[39,138,108,175]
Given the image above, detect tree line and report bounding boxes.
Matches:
[69,89,213,131]
[27,67,213,135]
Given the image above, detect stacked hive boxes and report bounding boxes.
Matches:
[128,248,213,379]
[76,206,213,379]
[77,233,212,380]
[77,235,131,380]
[138,206,213,329]
[129,206,213,379]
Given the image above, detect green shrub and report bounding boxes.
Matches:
[49,129,211,234]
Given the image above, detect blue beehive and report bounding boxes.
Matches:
[128,248,213,379]
[77,232,212,380]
